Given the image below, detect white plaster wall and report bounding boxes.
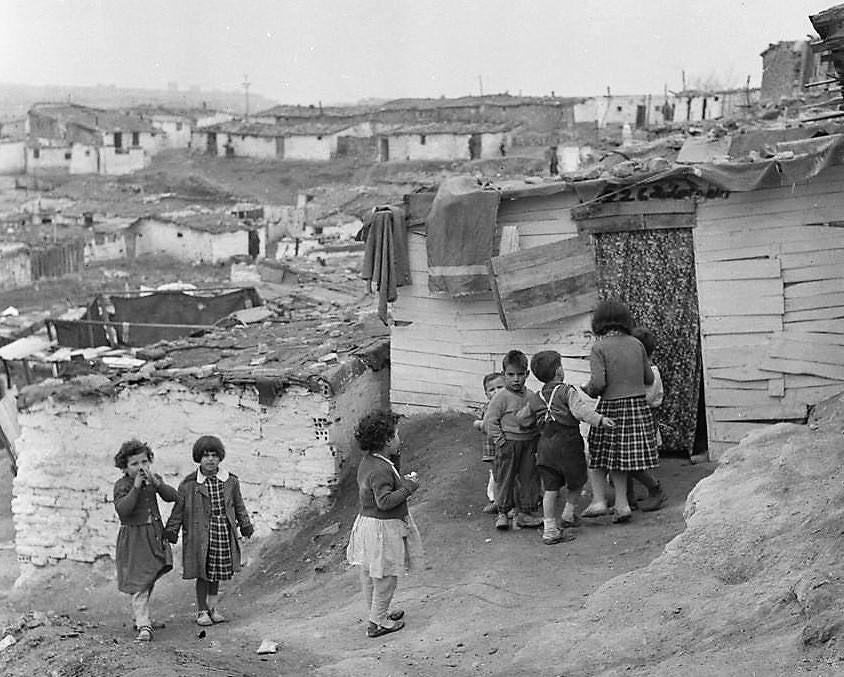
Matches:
[69,143,98,174]
[84,233,127,262]
[153,118,192,148]
[230,134,278,159]
[190,130,209,152]
[11,382,338,568]
[132,219,213,261]
[284,134,337,160]
[385,133,468,161]
[26,146,72,173]
[0,141,25,174]
[98,147,148,175]
[209,227,266,260]
[480,132,508,158]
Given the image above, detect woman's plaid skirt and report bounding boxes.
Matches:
[587,395,659,472]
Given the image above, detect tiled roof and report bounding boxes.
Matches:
[377,94,582,111]
[255,104,369,118]
[379,121,519,136]
[200,120,355,137]
[31,103,157,133]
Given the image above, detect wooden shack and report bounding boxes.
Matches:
[389,143,844,458]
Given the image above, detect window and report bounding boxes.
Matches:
[131,132,140,146]
[317,135,323,140]
[64,151,71,160]
[420,134,426,145]
[85,149,90,156]
[175,122,183,131]
[616,106,623,112]
[33,148,40,159]
[177,232,184,238]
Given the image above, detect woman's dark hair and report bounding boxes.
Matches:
[114,439,153,469]
[354,410,397,452]
[192,435,226,463]
[530,350,562,383]
[632,326,657,357]
[591,300,634,336]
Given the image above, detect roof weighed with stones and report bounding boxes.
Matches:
[200,120,356,138]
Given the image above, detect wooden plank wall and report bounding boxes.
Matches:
[696,164,844,454]
[391,191,593,414]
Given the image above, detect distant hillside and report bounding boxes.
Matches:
[0,82,278,120]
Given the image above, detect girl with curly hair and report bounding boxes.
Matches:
[346,410,424,638]
[113,439,177,642]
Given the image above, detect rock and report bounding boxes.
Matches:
[0,634,16,651]
[256,639,278,654]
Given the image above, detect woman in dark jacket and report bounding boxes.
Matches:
[165,435,254,626]
[346,411,424,638]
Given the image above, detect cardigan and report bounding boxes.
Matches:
[357,454,410,520]
[583,333,654,400]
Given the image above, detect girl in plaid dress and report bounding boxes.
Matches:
[581,300,658,524]
[165,436,254,627]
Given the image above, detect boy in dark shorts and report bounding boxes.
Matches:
[517,351,615,544]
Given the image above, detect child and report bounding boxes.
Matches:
[517,351,616,544]
[483,350,542,530]
[474,372,505,514]
[630,326,667,512]
[581,300,658,524]
[346,410,423,638]
[165,435,254,626]
[113,439,177,642]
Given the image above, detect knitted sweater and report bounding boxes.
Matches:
[483,387,537,446]
[583,333,654,400]
[517,381,604,429]
[357,454,410,520]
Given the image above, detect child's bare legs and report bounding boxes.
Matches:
[542,489,559,535]
[131,586,152,632]
[561,487,580,523]
[609,470,632,522]
[582,468,610,516]
[633,469,667,511]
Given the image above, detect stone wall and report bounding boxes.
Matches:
[11,366,389,572]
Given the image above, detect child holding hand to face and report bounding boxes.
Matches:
[113,439,177,642]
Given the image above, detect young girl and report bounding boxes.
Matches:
[474,372,505,514]
[113,439,177,642]
[164,435,254,626]
[581,300,658,524]
[346,411,424,638]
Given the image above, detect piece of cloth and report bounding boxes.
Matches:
[592,229,701,455]
[131,588,152,629]
[583,333,654,401]
[113,476,176,594]
[477,402,494,462]
[361,205,410,324]
[205,475,234,581]
[483,388,537,447]
[426,176,500,296]
[346,513,424,579]
[164,469,252,581]
[356,454,411,520]
[493,438,539,514]
[587,395,658,472]
[486,469,496,502]
[359,566,399,627]
[536,421,588,493]
[647,365,665,448]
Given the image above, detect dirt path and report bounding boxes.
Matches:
[0,413,713,676]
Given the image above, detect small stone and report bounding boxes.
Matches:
[256,639,278,654]
[0,635,16,651]
[488,647,498,655]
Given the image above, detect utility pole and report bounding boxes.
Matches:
[478,75,484,97]
[242,74,251,120]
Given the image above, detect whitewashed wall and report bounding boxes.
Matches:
[69,143,98,174]
[385,133,469,161]
[284,134,338,160]
[12,366,389,573]
[26,146,72,173]
[0,141,25,174]
[209,226,266,261]
[695,164,844,456]
[391,189,592,414]
[0,248,31,289]
[132,218,214,262]
[153,118,192,149]
[98,147,148,175]
[229,134,279,159]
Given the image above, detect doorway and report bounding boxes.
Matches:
[207,132,217,156]
[591,225,702,456]
[379,137,389,162]
[468,134,481,160]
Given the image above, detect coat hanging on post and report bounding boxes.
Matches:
[361,205,410,324]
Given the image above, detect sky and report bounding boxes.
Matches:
[0,0,835,104]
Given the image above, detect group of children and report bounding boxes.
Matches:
[113,434,253,642]
[476,300,667,545]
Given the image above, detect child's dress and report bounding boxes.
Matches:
[114,475,176,594]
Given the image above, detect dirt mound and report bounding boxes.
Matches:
[517,395,844,676]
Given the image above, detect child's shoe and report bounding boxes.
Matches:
[495,513,509,530]
[542,527,575,545]
[515,512,543,528]
[209,608,227,624]
[135,625,153,642]
[640,486,667,512]
[482,501,498,514]
[196,610,213,626]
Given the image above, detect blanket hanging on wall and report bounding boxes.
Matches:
[361,205,410,324]
[426,176,500,297]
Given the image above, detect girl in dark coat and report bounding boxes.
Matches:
[164,435,254,627]
[113,439,177,642]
